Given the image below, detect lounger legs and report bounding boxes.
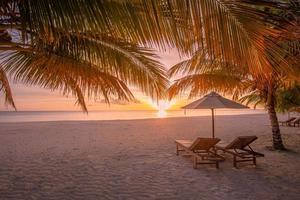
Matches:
[233,156,237,168]
[193,156,219,169]
[175,141,221,169]
[233,156,257,168]
[175,144,186,155]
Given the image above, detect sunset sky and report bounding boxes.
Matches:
[0,49,188,111]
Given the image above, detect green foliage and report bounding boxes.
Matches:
[276,85,300,113]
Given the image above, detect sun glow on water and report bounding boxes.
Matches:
[148,100,176,118]
[156,109,166,118]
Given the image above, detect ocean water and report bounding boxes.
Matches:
[0,109,267,123]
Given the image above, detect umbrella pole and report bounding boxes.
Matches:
[211,108,215,138]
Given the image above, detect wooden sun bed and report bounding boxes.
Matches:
[215,136,264,168]
[175,137,224,169]
[279,117,296,126]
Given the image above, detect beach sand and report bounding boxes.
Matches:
[0,114,299,200]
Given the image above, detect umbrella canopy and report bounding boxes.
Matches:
[182,92,249,138]
[182,92,248,109]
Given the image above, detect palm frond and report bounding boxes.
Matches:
[168,50,250,79]
[1,0,297,111]
[40,32,169,100]
[15,0,291,71]
[17,0,188,49]
[0,67,16,110]
[168,0,290,74]
[239,91,264,108]
[67,78,88,112]
[168,50,210,77]
[0,27,169,111]
[168,70,242,99]
[0,51,135,111]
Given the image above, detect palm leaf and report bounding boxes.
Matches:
[0,67,16,110]
[15,0,291,72]
[0,27,169,111]
[0,51,136,112]
[168,70,243,99]
[1,0,298,111]
[239,91,264,109]
[39,32,169,99]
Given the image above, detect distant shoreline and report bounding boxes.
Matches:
[0,110,269,123]
[0,108,267,112]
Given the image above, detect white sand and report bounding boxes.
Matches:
[0,114,299,200]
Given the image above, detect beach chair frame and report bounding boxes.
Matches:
[291,118,300,127]
[216,136,264,168]
[279,117,296,126]
[175,138,223,169]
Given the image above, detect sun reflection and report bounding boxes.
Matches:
[157,109,167,118]
[148,100,175,118]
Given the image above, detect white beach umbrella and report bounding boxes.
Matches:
[182,92,249,138]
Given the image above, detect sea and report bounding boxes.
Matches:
[0,109,267,123]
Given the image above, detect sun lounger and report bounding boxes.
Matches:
[215,136,264,168]
[279,117,296,126]
[175,137,223,169]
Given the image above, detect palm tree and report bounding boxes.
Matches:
[168,59,300,150]
[168,43,299,150]
[168,0,300,150]
[0,0,292,111]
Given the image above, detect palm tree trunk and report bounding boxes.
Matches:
[266,85,285,150]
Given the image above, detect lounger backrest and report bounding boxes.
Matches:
[189,137,220,151]
[225,136,257,149]
[294,117,300,123]
[287,117,296,122]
